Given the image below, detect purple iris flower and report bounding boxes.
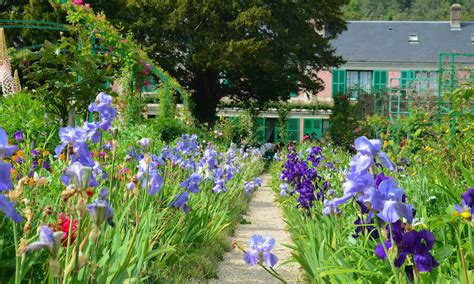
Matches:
[64,162,92,190]
[72,141,95,167]
[243,181,257,194]
[280,183,288,196]
[170,192,190,213]
[83,122,101,143]
[0,194,23,222]
[0,161,14,192]
[0,128,18,159]
[146,171,164,195]
[99,188,109,199]
[462,188,474,208]
[31,149,40,158]
[86,199,114,227]
[88,93,117,130]
[350,136,395,173]
[377,200,414,223]
[137,138,152,151]
[126,181,135,191]
[375,240,392,260]
[342,170,374,197]
[212,178,226,193]
[243,234,278,267]
[24,226,63,258]
[13,131,24,142]
[363,178,405,211]
[396,230,439,272]
[180,172,202,193]
[54,127,87,157]
[43,160,51,171]
[376,228,439,272]
[126,147,144,161]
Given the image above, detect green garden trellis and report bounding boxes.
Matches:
[0,2,191,120]
[386,52,474,144]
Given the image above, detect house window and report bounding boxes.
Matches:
[400,70,438,94]
[346,70,372,98]
[409,33,419,44]
[416,71,438,92]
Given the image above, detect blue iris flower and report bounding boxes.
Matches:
[0,194,23,222]
[243,234,278,268]
[0,128,18,159]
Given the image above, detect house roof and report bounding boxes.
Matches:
[331,21,474,64]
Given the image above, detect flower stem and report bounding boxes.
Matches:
[63,210,75,284]
[456,224,469,283]
[13,221,20,284]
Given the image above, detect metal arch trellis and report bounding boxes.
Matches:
[0,16,190,118]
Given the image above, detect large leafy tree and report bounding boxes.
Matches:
[115,0,348,126]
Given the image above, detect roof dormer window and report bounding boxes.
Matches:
[409,33,419,44]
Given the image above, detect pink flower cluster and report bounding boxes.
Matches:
[72,0,90,9]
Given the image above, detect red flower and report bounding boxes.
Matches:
[58,214,78,246]
[86,188,94,197]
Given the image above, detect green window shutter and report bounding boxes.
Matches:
[332,68,346,96]
[373,70,388,90]
[286,118,299,142]
[303,119,323,139]
[255,118,266,143]
[303,119,313,136]
[400,70,415,88]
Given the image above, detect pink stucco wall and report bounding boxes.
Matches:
[315,70,332,99]
[388,71,401,88]
[299,117,304,142]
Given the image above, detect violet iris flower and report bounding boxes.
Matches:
[375,227,439,272]
[0,161,14,191]
[54,127,87,157]
[180,172,202,193]
[24,226,63,258]
[86,199,114,227]
[136,157,163,195]
[137,138,152,151]
[0,194,23,222]
[13,131,24,142]
[243,234,278,267]
[462,188,474,208]
[64,162,92,191]
[280,183,289,197]
[0,128,18,159]
[350,136,395,173]
[454,188,474,218]
[396,230,439,272]
[170,192,190,213]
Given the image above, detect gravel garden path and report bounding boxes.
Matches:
[211,173,301,283]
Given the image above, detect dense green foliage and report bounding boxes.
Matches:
[13,37,115,124]
[328,96,358,149]
[108,0,348,126]
[344,0,474,20]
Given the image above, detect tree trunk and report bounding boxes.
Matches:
[191,70,220,128]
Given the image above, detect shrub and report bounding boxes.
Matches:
[0,92,58,146]
[328,95,358,150]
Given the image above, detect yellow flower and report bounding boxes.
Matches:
[16,150,24,157]
[461,211,472,219]
[42,150,50,157]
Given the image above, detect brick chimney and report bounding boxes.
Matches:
[450,4,461,30]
